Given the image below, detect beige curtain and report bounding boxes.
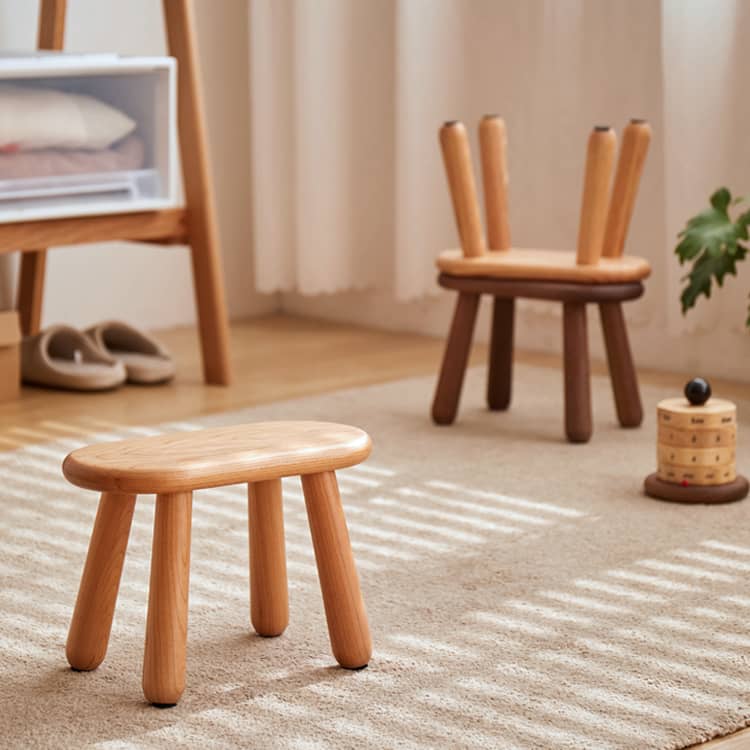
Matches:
[249,0,749,335]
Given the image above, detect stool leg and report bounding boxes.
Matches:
[563,302,592,443]
[301,471,371,669]
[432,292,480,425]
[143,491,192,707]
[66,492,136,671]
[248,478,289,637]
[599,302,643,428]
[487,296,514,411]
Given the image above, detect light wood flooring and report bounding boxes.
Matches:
[0,314,747,747]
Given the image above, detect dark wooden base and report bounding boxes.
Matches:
[644,474,749,505]
[431,274,645,444]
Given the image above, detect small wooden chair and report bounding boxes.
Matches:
[432,117,652,442]
[62,421,372,706]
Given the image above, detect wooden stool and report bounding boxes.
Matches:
[433,117,652,442]
[62,421,373,706]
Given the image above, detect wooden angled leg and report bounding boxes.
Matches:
[163,0,232,386]
[562,302,592,443]
[487,296,514,411]
[17,250,47,336]
[143,492,192,707]
[248,478,289,637]
[301,471,371,669]
[599,302,643,428]
[66,492,136,671]
[432,292,480,425]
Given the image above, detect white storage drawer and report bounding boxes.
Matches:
[0,53,177,223]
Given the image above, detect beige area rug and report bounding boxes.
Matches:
[2,364,750,749]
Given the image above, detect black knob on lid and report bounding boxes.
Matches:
[684,377,711,406]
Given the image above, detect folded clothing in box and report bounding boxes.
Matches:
[0,83,144,181]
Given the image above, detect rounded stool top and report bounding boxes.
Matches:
[63,421,372,494]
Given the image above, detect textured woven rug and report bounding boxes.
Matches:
[2,365,750,749]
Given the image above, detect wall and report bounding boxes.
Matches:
[0,0,277,329]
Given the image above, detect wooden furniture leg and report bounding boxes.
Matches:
[143,491,192,706]
[17,250,47,336]
[562,302,592,443]
[301,471,371,669]
[163,0,232,386]
[487,296,514,410]
[432,292,480,425]
[248,478,288,637]
[66,492,136,671]
[599,302,642,427]
[16,0,67,335]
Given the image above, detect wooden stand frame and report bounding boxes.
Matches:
[12,0,231,385]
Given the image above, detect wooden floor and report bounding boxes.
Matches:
[1,313,748,747]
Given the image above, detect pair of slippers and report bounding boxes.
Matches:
[22,321,175,391]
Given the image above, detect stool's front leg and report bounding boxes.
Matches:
[487,296,515,411]
[301,471,371,669]
[143,491,192,706]
[67,492,136,671]
[599,302,643,427]
[432,291,480,425]
[248,478,289,636]
[563,302,592,443]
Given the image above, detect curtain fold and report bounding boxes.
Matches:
[249,0,747,332]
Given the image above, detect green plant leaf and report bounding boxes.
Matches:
[676,188,749,323]
[711,187,731,212]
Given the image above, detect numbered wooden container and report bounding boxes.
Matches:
[656,397,736,486]
[645,394,748,504]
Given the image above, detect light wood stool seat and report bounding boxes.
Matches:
[436,248,651,284]
[63,421,373,707]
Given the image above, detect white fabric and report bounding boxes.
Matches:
[0,83,135,151]
[249,0,748,324]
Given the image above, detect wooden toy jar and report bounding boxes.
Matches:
[644,378,749,504]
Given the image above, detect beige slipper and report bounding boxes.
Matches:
[21,325,127,391]
[86,320,175,385]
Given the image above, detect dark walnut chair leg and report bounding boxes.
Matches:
[432,292,480,425]
[562,302,592,443]
[487,296,514,411]
[599,302,642,428]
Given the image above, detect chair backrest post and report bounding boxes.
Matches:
[478,115,511,251]
[439,121,486,258]
[576,126,617,266]
[602,119,652,258]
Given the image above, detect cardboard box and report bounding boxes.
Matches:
[0,311,21,402]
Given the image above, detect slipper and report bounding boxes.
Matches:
[21,325,127,391]
[86,320,175,385]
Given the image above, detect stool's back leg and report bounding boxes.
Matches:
[563,302,592,443]
[302,471,371,669]
[67,492,136,671]
[143,491,192,706]
[432,292,480,425]
[248,478,289,637]
[487,296,514,410]
[599,302,643,427]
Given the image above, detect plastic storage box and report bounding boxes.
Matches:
[0,52,177,223]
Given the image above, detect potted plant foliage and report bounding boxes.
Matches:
[676,188,750,327]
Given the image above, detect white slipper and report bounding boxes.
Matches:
[86,320,175,385]
[21,325,126,391]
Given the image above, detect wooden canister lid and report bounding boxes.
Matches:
[657,397,736,430]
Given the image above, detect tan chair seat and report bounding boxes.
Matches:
[63,421,372,494]
[436,248,651,284]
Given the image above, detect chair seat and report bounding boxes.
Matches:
[436,248,651,284]
[63,421,372,494]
